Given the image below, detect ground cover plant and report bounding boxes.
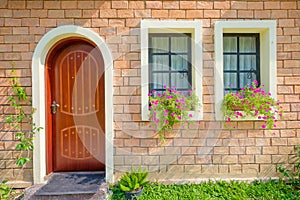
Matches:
[109,179,300,200]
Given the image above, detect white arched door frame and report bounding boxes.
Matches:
[32,25,114,183]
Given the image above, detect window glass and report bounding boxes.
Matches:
[152,37,169,53]
[224,55,237,71]
[239,36,256,53]
[223,33,260,92]
[223,37,237,52]
[149,33,191,94]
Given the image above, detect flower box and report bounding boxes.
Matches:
[222,80,283,129]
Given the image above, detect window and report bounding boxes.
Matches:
[149,33,192,95]
[214,20,277,120]
[141,20,202,120]
[223,33,260,93]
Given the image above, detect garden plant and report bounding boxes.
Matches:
[222,80,283,129]
[1,65,42,199]
[148,85,200,141]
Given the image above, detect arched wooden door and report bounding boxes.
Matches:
[46,39,105,172]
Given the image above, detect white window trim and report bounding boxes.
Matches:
[141,20,203,121]
[214,20,277,121]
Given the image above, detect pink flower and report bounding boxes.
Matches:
[151,100,158,106]
[171,112,175,117]
[164,120,169,124]
[163,109,169,116]
[177,116,182,120]
[262,124,266,129]
[253,80,258,86]
[189,114,193,118]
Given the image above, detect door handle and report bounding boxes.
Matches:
[51,100,60,114]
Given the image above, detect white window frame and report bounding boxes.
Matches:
[141,20,203,121]
[214,20,277,121]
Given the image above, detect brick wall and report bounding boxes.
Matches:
[0,0,300,184]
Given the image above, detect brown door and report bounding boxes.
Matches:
[47,39,105,172]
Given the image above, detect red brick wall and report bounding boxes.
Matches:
[0,0,300,184]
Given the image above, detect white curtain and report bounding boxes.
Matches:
[223,36,257,90]
[151,36,190,91]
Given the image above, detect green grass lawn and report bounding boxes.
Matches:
[110,179,300,200]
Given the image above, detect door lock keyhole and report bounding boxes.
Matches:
[51,100,60,114]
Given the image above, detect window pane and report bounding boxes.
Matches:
[171,55,188,71]
[149,33,191,95]
[171,73,189,89]
[239,37,256,53]
[152,55,169,71]
[224,55,237,70]
[239,73,257,88]
[223,37,237,52]
[151,37,169,53]
[224,73,237,89]
[152,73,169,89]
[239,55,256,71]
[171,37,188,53]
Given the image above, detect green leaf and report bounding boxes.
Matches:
[119,183,130,192]
[16,157,30,167]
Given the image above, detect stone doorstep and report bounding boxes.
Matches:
[24,182,109,200]
[23,172,109,200]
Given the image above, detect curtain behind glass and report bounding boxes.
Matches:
[223,36,257,92]
[150,35,190,92]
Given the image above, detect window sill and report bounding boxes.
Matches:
[224,109,279,122]
[142,110,202,121]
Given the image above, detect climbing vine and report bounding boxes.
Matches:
[1,64,42,199]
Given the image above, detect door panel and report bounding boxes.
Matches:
[49,40,105,171]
